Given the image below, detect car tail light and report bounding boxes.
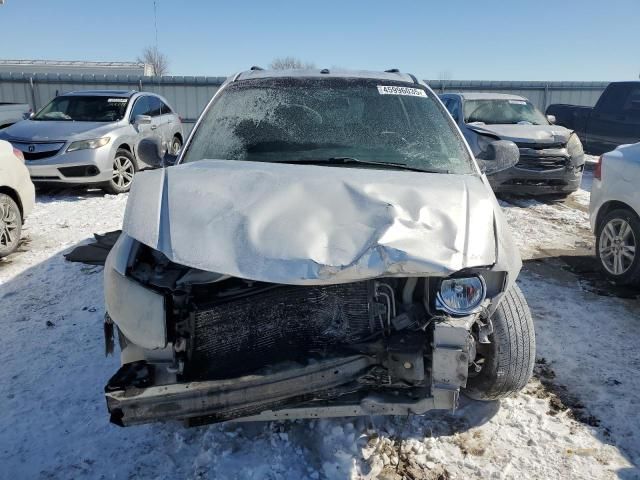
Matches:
[12,147,25,163]
[594,155,603,180]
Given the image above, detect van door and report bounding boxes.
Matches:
[130,95,164,165]
[146,96,167,147]
[588,83,640,154]
[158,99,181,153]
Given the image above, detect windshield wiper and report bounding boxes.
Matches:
[276,157,449,174]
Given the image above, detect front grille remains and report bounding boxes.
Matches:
[188,281,378,380]
[515,143,570,172]
[516,155,569,171]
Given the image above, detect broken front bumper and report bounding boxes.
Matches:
[105,316,473,427]
[489,146,584,195]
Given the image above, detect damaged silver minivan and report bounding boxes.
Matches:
[103,69,535,427]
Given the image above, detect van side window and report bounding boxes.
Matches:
[443,98,459,121]
[160,101,173,115]
[147,97,163,117]
[130,96,151,119]
[598,84,633,114]
[622,87,640,113]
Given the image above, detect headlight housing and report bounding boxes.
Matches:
[567,133,584,162]
[67,137,110,153]
[436,276,486,315]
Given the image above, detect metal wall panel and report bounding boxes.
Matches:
[0,74,609,131]
[428,80,609,110]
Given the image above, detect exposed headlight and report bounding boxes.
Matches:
[436,276,486,315]
[567,133,584,161]
[67,137,110,152]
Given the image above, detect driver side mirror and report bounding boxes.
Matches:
[137,137,178,169]
[134,114,152,125]
[546,114,556,124]
[477,140,520,175]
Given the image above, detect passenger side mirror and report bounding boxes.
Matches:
[477,140,520,175]
[137,137,178,169]
[134,114,152,125]
[546,114,556,124]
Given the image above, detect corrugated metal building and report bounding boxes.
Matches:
[0,60,152,76]
[0,73,610,133]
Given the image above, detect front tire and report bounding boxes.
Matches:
[464,284,535,401]
[596,208,640,285]
[0,193,22,258]
[103,149,137,194]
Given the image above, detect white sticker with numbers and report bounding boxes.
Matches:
[377,85,427,97]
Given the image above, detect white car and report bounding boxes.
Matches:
[590,142,640,284]
[0,140,35,258]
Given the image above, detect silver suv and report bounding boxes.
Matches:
[0,90,183,194]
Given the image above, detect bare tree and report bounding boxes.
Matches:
[270,56,315,70]
[137,46,169,76]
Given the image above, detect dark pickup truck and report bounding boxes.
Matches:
[547,82,640,155]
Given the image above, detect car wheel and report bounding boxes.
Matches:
[169,136,182,155]
[463,284,535,401]
[103,149,137,194]
[0,193,22,258]
[596,208,640,285]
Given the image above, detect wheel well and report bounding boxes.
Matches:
[117,143,132,153]
[0,186,23,218]
[596,200,637,231]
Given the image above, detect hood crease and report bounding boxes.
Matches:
[122,160,515,285]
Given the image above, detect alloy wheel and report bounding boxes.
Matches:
[170,139,182,155]
[0,198,19,250]
[112,156,135,189]
[599,218,637,275]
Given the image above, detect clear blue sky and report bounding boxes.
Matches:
[1,0,638,81]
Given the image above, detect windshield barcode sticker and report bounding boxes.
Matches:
[108,98,128,103]
[377,86,426,97]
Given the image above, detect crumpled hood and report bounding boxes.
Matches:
[0,119,118,142]
[122,160,520,285]
[468,124,572,145]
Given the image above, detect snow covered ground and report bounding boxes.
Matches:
[1,172,639,479]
